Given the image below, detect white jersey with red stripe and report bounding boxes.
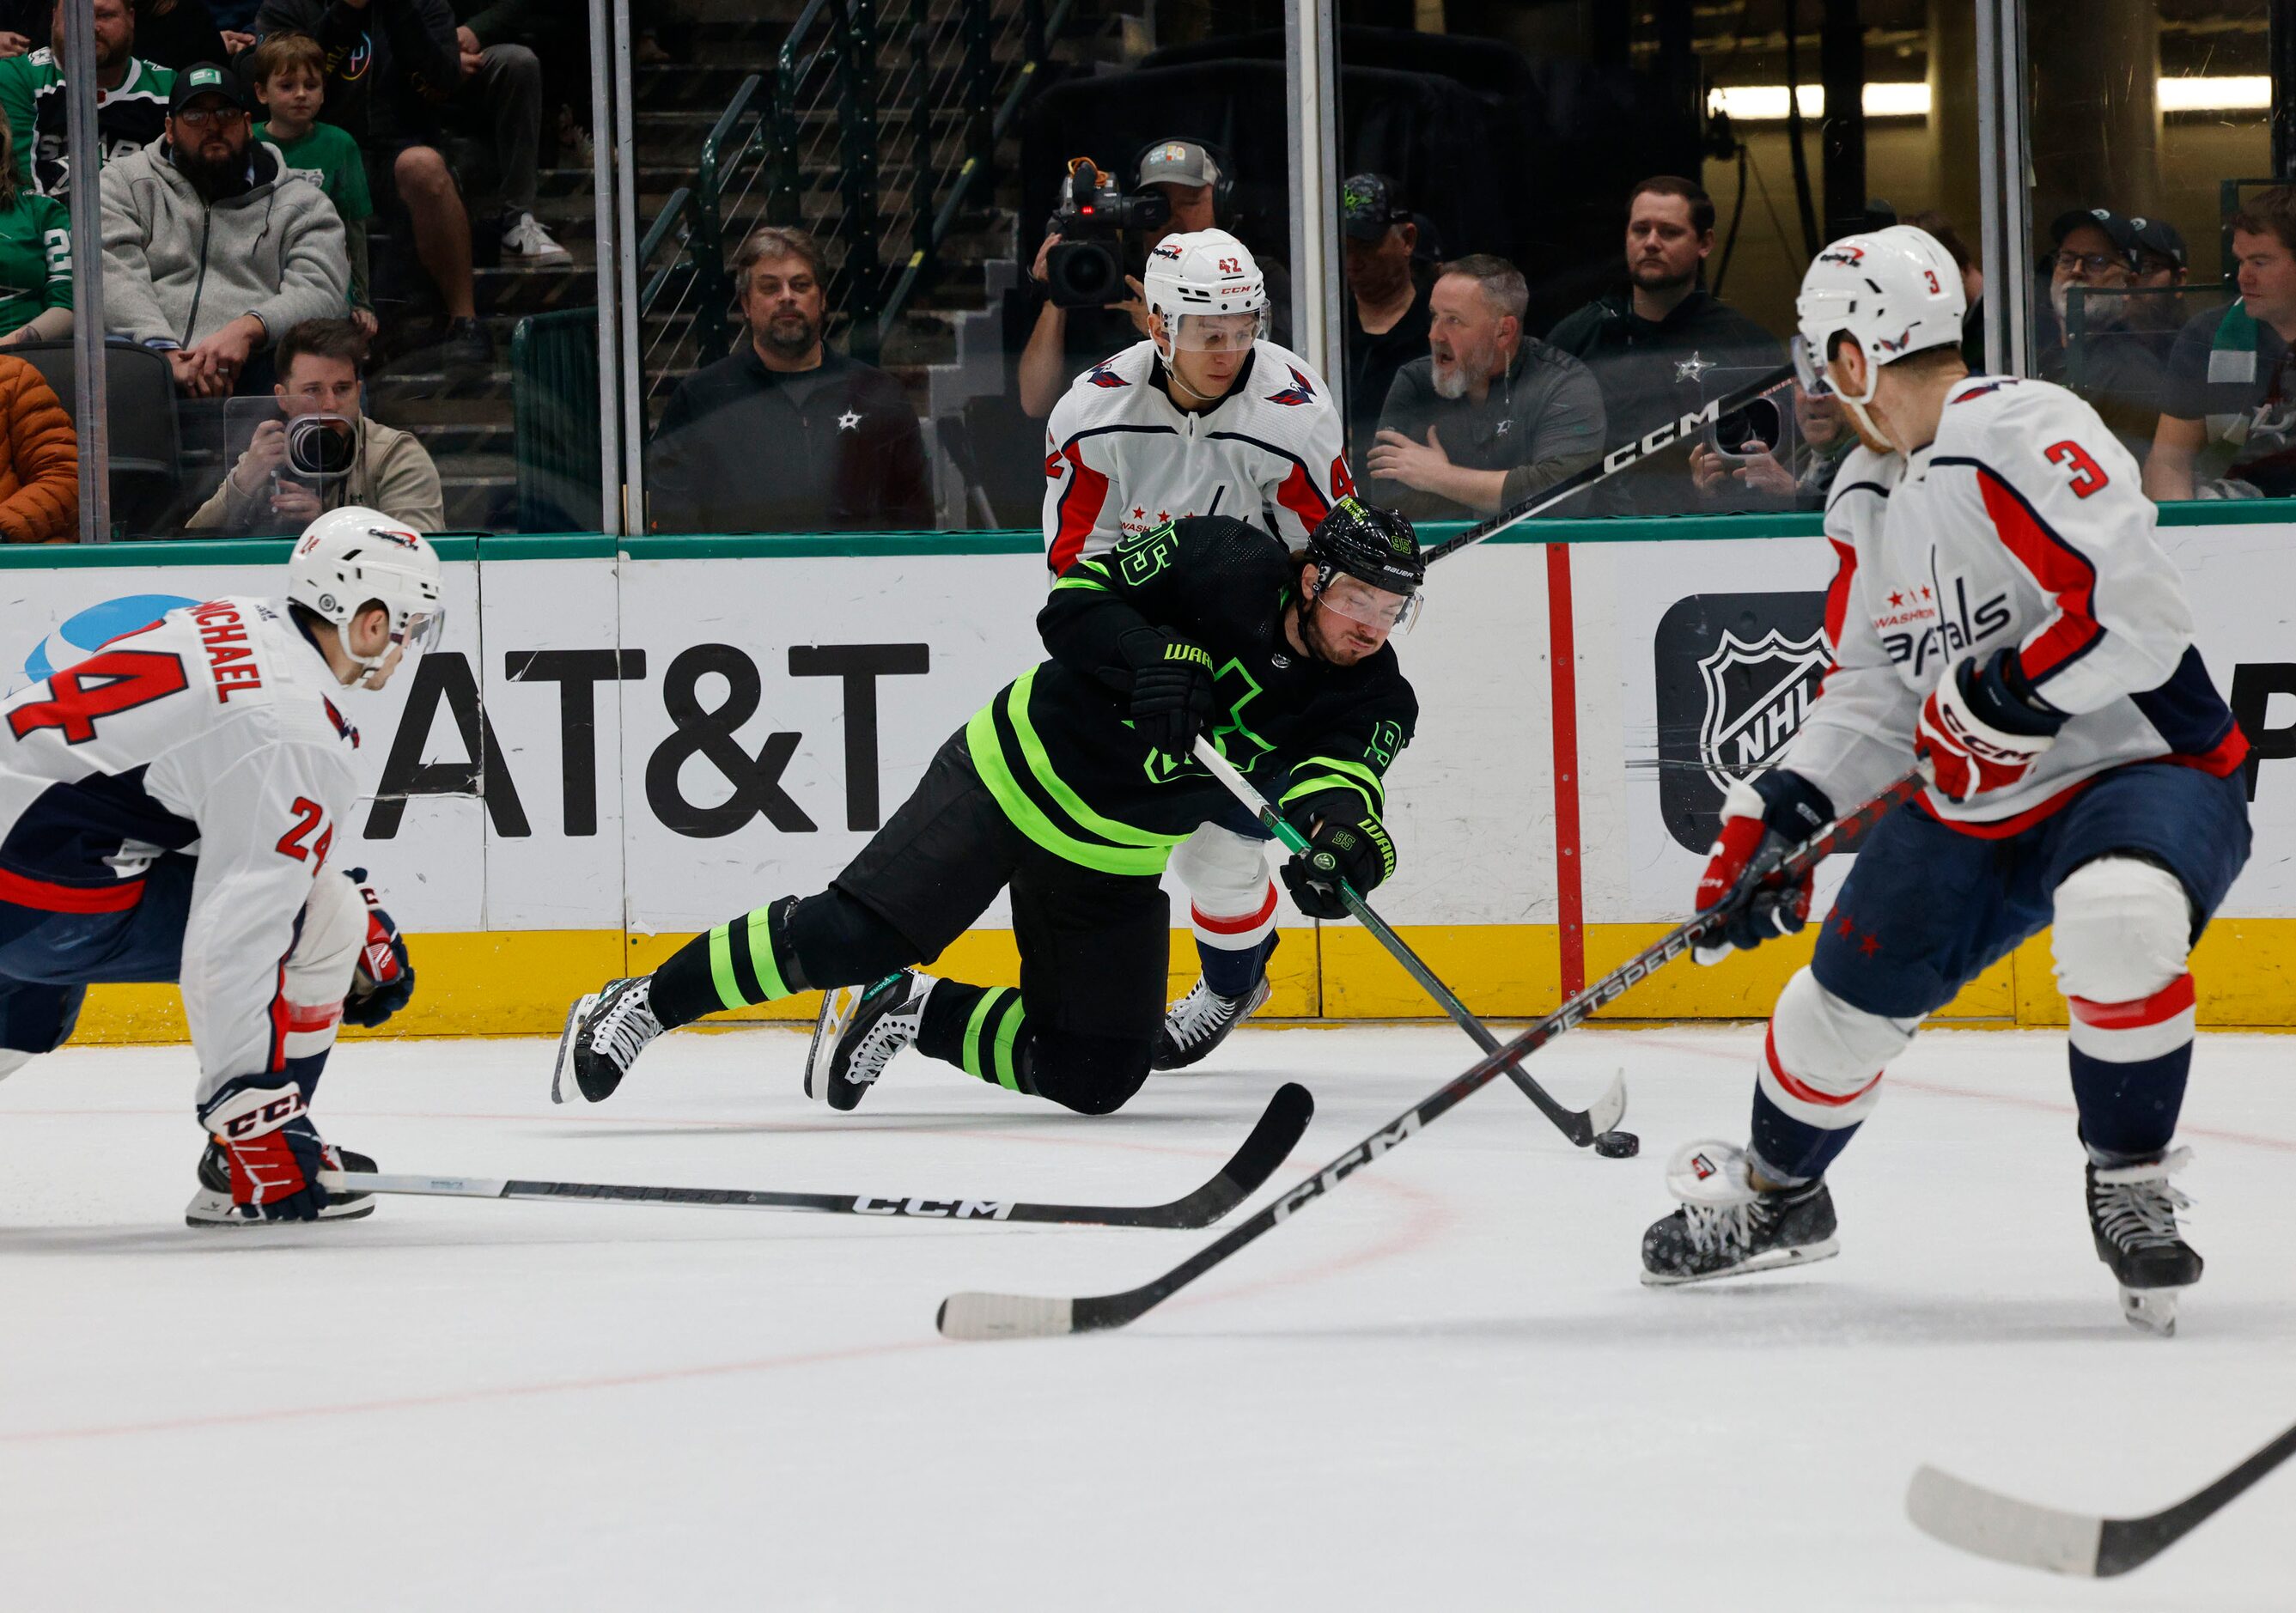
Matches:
[0,597,362,1100]
[1041,338,1353,575]
[1781,374,2247,829]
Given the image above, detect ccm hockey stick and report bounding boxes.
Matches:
[1906,1416,2296,1578]
[319,1081,1309,1230]
[1189,736,1628,1149]
[938,767,1925,1340]
[1422,362,1796,564]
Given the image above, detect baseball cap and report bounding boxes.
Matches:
[169,62,252,116]
[1342,173,1410,241]
[2129,216,2189,270]
[2049,207,2141,265]
[1136,138,1220,190]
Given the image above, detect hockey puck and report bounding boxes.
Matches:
[1593,1129,1641,1159]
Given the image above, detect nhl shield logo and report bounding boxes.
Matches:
[1695,625,1830,797]
[1651,590,1830,850]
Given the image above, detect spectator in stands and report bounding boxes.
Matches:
[2148,186,2296,502]
[188,316,442,532]
[1364,253,1604,521]
[0,0,173,198]
[252,32,373,333]
[100,62,348,398]
[1339,171,1431,472]
[446,0,567,265]
[2128,216,2190,337]
[252,0,495,373]
[131,0,225,67]
[648,225,933,533]
[1902,209,1984,368]
[1689,382,1852,513]
[0,349,73,539]
[0,120,70,344]
[2038,207,2176,459]
[1017,138,1287,418]
[1547,175,1781,514]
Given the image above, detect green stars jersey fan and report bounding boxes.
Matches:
[0,49,175,197]
[979,514,1419,875]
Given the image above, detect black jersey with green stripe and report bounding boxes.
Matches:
[970,516,1417,875]
[0,51,174,197]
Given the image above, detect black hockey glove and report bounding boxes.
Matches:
[1692,770,1835,965]
[1119,628,1220,758]
[342,867,416,1029]
[1279,788,1397,921]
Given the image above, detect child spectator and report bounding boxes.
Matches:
[0,119,69,344]
[252,30,373,335]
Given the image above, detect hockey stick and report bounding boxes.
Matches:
[1421,362,1795,564]
[1189,735,1627,1148]
[1906,1416,2296,1578]
[318,1081,1310,1230]
[937,767,1923,1340]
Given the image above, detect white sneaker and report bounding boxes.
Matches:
[502,210,572,265]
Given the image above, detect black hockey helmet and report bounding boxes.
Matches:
[1304,496,1424,599]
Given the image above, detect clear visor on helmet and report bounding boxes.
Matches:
[1790,333,1834,397]
[362,606,445,690]
[1166,307,1268,354]
[1318,572,1421,633]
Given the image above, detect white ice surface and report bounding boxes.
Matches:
[2,1023,2291,1610]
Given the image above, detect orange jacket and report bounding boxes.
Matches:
[0,355,76,543]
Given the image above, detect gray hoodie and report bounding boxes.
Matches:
[98,137,348,350]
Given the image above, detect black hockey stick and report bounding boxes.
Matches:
[1907,1416,2296,1577]
[1189,736,1627,1148]
[937,768,1923,1340]
[1422,362,1796,564]
[321,1082,1310,1231]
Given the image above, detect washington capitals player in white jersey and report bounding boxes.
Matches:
[1641,227,2250,1334]
[0,508,439,1224]
[1043,228,1354,1069]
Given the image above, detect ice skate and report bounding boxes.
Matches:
[2087,1147,2201,1336]
[806,971,935,1111]
[1153,975,1273,1070]
[554,977,664,1105]
[1641,1141,1839,1286]
[186,1141,377,1226]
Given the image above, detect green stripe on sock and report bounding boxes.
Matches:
[961,987,1008,1080]
[744,909,789,1000]
[707,922,743,1009]
[990,994,1025,1090]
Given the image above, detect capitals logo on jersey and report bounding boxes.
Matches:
[1269,366,1319,407]
[1873,564,2013,681]
[1084,360,1129,389]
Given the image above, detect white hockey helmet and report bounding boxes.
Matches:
[1793,224,1967,405]
[1142,228,1269,358]
[287,506,446,688]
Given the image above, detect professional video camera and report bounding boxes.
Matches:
[1043,157,1171,309]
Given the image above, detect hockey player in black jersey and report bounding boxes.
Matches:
[557,499,1422,1117]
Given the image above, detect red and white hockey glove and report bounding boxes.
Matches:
[201,1080,337,1222]
[342,867,415,1029]
[1693,770,1834,965]
[1916,649,2066,805]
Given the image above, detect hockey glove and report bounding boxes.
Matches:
[1119,628,1221,758]
[1279,788,1396,921]
[199,1080,336,1222]
[1916,648,2065,804]
[1693,770,1835,965]
[341,867,415,1029]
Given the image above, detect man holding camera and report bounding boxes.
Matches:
[187,316,444,533]
[1042,226,1355,1071]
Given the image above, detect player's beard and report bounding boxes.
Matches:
[1298,598,1374,666]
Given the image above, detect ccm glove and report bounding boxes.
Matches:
[1693,770,1835,965]
[1279,788,1397,920]
[1119,628,1220,757]
[1916,648,2066,804]
[342,867,415,1029]
[200,1080,337,1222]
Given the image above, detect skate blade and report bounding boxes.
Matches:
[184,1188,377,1226]
[1641,1236,1841,1287]
[2121,1284,2184,1336]
[550,992,598,1105]
[804,985,861,1103]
